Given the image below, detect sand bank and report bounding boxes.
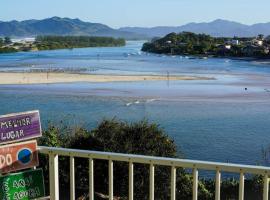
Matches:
[0,72,214,85]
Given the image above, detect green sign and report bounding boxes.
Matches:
[0,169,45,200]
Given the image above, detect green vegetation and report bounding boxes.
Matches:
[142,32,270,58]
[0,37,18,53]
[0,47,18,53]
[35,35,126,50]
[0,35,126,54]
[143,32,217,55]
[4,36,12,45]
[39,119,265,200]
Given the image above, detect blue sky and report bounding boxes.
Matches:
[1,0,270,28]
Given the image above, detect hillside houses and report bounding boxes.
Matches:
[216,35,270,57]
[142,32,270,58]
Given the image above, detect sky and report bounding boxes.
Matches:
[1,0,270,28]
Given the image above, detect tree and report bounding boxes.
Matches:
[258,34,264,40]
[0,38,3,47]
[4,36,12,45]
[35,35,125,50]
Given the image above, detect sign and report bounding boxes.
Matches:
[0,140,39,174]
[0,169,45,200]
[0,110,42,145]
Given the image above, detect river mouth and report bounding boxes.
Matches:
[0,41,270,167]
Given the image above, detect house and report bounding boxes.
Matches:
[229,39,239,45]
[257,40,263,46]
[225,44,231,50]
[252,39,263,46]
[264,47,270,54]
[217,44,231,55]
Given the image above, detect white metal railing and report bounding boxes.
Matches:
[38,146,270,200]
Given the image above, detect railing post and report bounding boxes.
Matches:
[263,173,269,200]
[192,168,198,200]
[129,161,134,200]
[215,169,221,200]
[49,153,59,200]
[239,172,245,200]
[70,156,75,200]
[150,163,155,200]
[89,158,94,200]
[171,166,176,200]
[109,160,113,200]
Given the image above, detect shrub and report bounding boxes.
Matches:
[38,119,213,199]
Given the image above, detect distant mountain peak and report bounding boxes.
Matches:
[211,19,244,25]
[212,19,231,23]
[50,16,62,20]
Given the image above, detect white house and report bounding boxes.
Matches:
[257,40,263,46]
[252,39,263,46]
[225,44,231,50]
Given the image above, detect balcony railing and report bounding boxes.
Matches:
[38,146,270,200]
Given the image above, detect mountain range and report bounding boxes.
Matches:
[0,17,146,39]
[1,17,270,39]
[120,19,270,38]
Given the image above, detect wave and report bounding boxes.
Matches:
[125,99,157,107]
[146,98,157,103]
[126,102,133,106]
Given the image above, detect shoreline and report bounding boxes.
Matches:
[0,72,214,85]
[143,51,270,62]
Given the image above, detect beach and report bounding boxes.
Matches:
[0,72,213,85]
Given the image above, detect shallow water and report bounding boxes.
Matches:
[1,41,270,76]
